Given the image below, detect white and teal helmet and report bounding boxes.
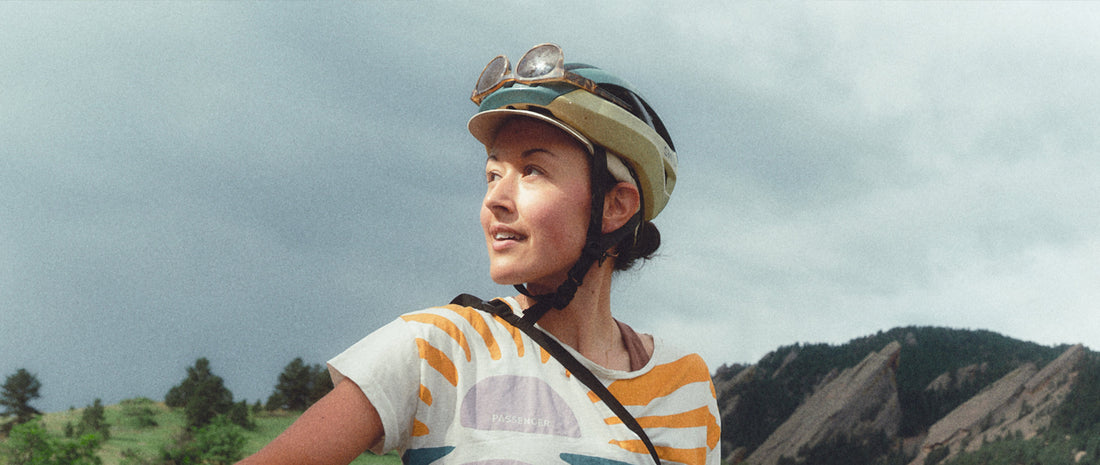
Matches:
[468,43,677,222]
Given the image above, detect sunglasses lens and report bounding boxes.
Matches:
[476,56,509,95]
[516,44,563,79]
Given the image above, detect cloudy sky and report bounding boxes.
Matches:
[3,2,1098,413]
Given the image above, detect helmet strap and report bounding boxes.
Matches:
[515,146,642,326]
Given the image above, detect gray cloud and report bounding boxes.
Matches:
[2,2,1098,411]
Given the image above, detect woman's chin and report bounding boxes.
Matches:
[488,268,524,286]
[488,272,554,292]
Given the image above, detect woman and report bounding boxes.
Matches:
[238,43,720,465]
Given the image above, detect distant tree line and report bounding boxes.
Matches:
[0,356,334,465]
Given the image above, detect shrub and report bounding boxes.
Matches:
[68,398,110,440]
[227,400,256,431]
[120,397,159,428]
[119,448,158,465]
[924,446,949,465]
[0,418,103,465]
[161,415,245,465]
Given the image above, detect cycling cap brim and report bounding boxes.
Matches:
[468,108,596,156]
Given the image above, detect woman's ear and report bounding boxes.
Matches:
[602,182,641,233]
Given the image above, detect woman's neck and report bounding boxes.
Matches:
[517,260,631,370]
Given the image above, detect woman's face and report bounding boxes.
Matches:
[480,118,592,292]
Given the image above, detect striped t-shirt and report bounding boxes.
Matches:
[328,297,721,465]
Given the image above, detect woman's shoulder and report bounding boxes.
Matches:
[586,330,713,384]
[642,336,712,380]
[598,336,717,413]
[396,296,517,327]
[385,298,525,353]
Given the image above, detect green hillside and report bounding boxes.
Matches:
[14,401,400,465]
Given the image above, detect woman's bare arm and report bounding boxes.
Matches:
[236,378,383,465]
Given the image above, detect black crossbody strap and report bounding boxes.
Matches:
[450,294,662,465]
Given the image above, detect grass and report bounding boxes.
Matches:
[23,400,401,465]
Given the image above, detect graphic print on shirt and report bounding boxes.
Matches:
[460,375,582,437]
[394,303,719,465]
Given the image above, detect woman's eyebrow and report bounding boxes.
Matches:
[522,148,553,159]
[486,148,554,162]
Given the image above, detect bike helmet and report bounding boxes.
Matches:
[468,43,678,322]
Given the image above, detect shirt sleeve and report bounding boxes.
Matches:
[327,317,421,454]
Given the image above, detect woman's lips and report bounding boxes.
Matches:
[489,226,526,251]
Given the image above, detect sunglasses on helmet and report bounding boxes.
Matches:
[471,43,631,110]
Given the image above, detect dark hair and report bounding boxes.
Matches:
[587,153,660,272]
[612,220,660,272]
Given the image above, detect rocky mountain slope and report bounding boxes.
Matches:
[907,344,1086,465]
[713,327,1093,465]
[747,341,902,465]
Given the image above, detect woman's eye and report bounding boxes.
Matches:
[523,165,543,177]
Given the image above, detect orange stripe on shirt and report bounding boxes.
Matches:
[447,302,525,359]
[490,314,525,358]
[535,347,572,377]
[601,353,712,406]
[414,338,458,386]
[604,406,720,450]
[418,384,433,406]
[609,439,707,465]
[412,419,429,437]
[443,304,502,360]
[401,313,472,362]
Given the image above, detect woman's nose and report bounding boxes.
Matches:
[483,174,516,214]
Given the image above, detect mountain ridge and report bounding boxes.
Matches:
[714,325,1094,465]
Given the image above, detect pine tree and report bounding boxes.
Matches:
[165,358,234,430]
[269,358,312,411]
[75,399,110,440]
[1,368,43,433]
[267,358,334,411]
